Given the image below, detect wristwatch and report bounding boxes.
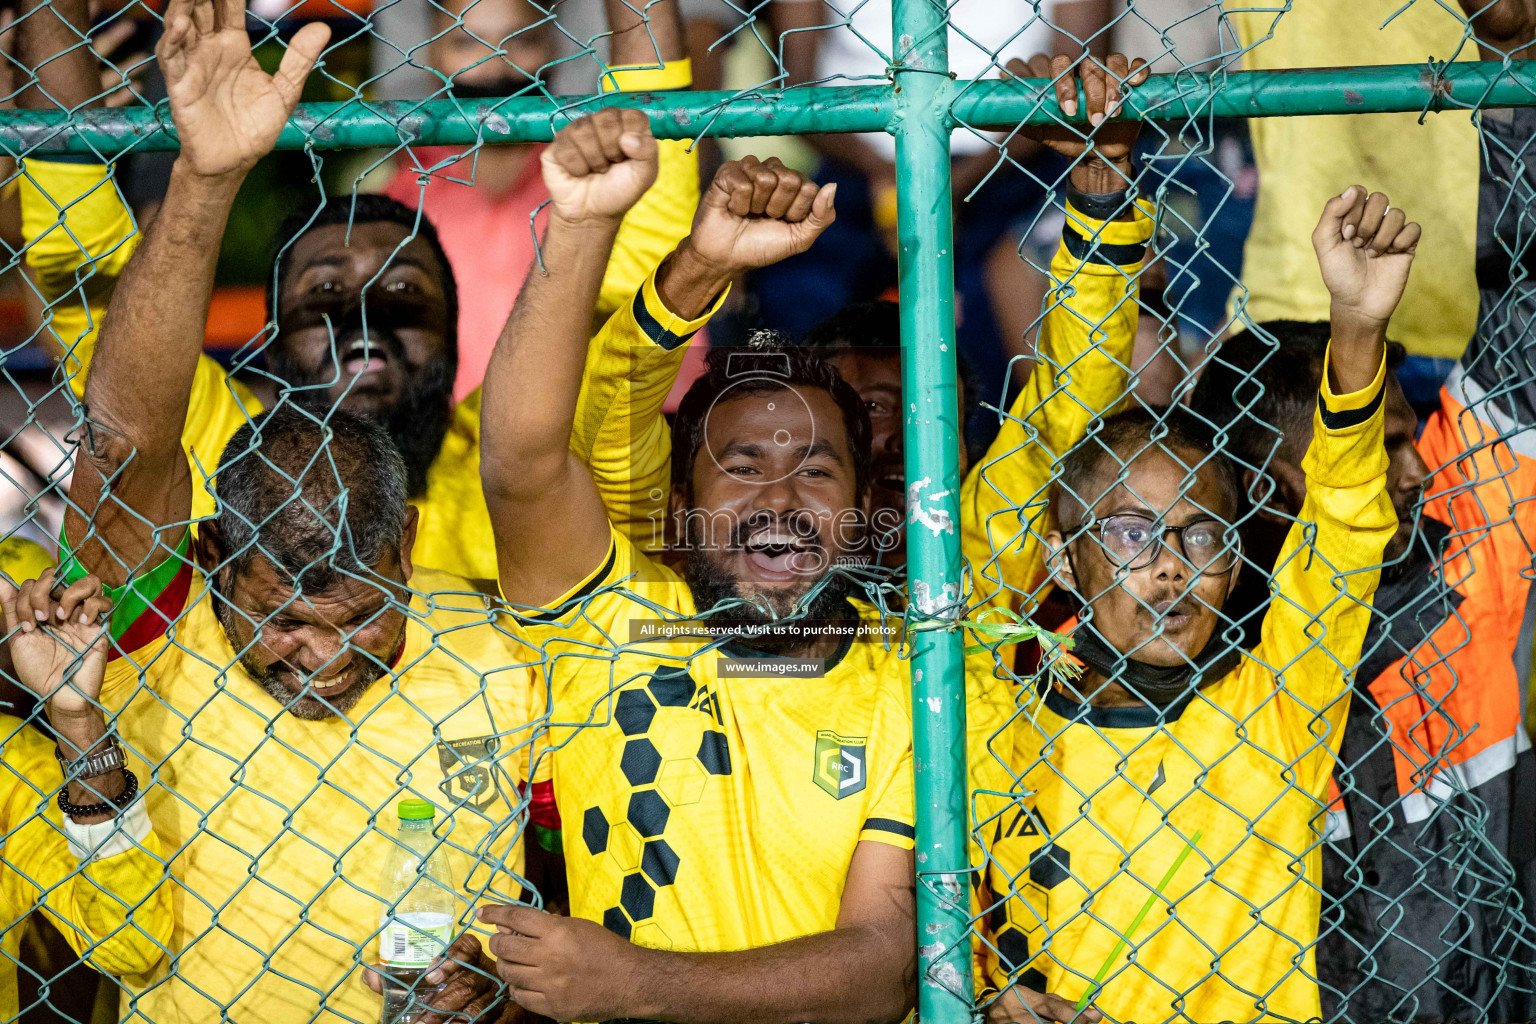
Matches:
[56,736,126,781]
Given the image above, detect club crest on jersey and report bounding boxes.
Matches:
[437,735,500,810]
[814,730,867,799]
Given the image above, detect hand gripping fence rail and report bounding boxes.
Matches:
[0,1,1533,1022]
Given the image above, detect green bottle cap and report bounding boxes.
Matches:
[398,799,436,821]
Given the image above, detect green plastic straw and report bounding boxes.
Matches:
[1074,830,1204,1014]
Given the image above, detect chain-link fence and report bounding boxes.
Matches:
[0,0,1533,1022]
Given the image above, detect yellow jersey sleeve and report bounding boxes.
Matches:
[507,520,690,659]
[595,58,698,321]
[20,160,139,399]
[857,674,917,850]
[0,719,173,979]
[20,159,263,522]
[182,357,266,520]
[570,268,726,549]
[960,197,1155,619]
[0,535,56,582]
[1238,347,1396,789]
[565,58,705,547]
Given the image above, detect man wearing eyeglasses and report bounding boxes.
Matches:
[977,186,1413,1023]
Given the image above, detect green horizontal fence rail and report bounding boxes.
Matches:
[3,61,1535,155]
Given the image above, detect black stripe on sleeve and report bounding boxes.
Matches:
[512,542,619,624]
[631,289,703,351]
[863,817,916,839]
[1317,379,1386,430]
[1061,227,1147,268]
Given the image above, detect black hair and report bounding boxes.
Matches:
[267,193,460,357]
[1187,320,1407,468]
[1053,406,1241,526]
[671,333,873,498]
[214,404,410,591]
[803,300,900,354]
[803,299,981,429]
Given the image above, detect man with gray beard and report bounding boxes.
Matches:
[48,4,676,1018]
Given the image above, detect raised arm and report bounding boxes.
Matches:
[63,0,327,587]
[17,0,101,113]
[483,839,915,1024]
[572,0,697,543]
[570,155,835,549]
[1252,188,1416,783]
[17,0,141,380]
[482,109,660,609]
[0,571,173,977]
[594,0,696,318]
[960,53,1151,619]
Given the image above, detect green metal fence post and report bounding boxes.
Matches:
[890,1,972,1021]
[9,62,1536,154]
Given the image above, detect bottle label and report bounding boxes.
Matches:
[379,911,453,968]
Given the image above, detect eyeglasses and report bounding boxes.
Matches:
[1085,513,1240,575]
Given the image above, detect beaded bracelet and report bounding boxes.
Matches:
[57,768,139,820]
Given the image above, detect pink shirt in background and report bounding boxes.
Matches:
[382,144,551,401]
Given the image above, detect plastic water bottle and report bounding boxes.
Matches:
[378,799,456,1024]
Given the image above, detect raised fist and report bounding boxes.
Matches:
[1313,186,1422,329]
[682,156,836,275]
[542,107,660,227]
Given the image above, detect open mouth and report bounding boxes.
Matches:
[341,337,391,377]
[292,672,354,700]
[301,675,350,700]
[742,525,821,579]
[1151,598,1192,629]
[874,471,905,493]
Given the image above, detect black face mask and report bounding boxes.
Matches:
[1069,623,1244,707]
[445,73,539,102]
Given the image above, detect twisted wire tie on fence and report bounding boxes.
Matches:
[907,608,1081,684]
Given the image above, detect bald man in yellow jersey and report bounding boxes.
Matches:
[0,572,173,1019]
[36,5,635,1020]
[21,0,698,584]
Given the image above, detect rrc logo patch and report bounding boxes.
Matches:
[814,730,867,799]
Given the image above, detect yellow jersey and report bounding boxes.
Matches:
[99,566,533,1024]
[0,535,58,582]
[985,355,1397,1023]
[960,196,1157,852]
[0,715,174,1020]
[19,61,699,579]
[1228,2,1478,358]
[549,191,1155,853]
[547,199,1156,972]
[513,524,915,952]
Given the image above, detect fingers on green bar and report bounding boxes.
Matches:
[1074,830,1205,1014]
